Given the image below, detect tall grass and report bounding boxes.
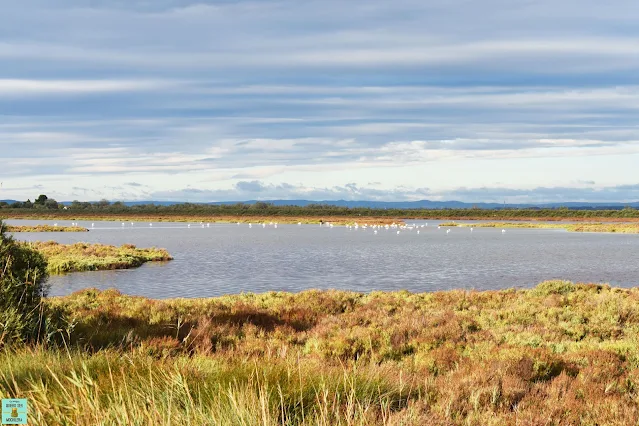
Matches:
[0,349,417,425]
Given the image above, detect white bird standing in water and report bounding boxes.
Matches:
[298,222,302,226]
[502,229,506,233]
[374,230,378,234]
[446,229,451,234]
[149,223,153,227]
[249,223,252,228]
[91,223,95,228]
[417,230,420,234]
[397,230,400,235]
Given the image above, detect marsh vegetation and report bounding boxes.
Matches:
[5,224,89,232]
[27,241,173,274]
[2,282,639,424]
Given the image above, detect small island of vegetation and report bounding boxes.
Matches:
[28,241,173,274]
[5,224,89,232]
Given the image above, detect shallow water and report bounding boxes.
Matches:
[7,219,639,298]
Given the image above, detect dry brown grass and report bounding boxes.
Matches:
[0,281,629,424]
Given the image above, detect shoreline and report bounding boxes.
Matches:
[439,221,639,233]
[5,212,639,225]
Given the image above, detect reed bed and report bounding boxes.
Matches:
[1,281,638,424]
[26,241,173,274]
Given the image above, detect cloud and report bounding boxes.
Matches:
[0,79,179,96]
[235,180,266,192]
[2,0,639,201]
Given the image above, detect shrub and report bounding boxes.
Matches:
[532,280,576,297]
[0,221,50,344]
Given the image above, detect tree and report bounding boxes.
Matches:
[44,199,59,210]
[0,220,49,345]
[96,199,111,208]
[35,194,48,205]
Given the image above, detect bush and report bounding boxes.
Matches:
[532,280,576,297]
[0,221,50,344]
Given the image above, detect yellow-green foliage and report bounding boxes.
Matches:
[440,221,639,233]
[7,225,89,232]
[27,241,172,274]
[1,281,632,424]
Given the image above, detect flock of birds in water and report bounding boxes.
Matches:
[56,221,509,234]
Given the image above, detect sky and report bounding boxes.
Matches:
[2,0,639,203]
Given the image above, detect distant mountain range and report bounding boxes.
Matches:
[3,199,639,209]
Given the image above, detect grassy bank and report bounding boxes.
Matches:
[5,224,89,232]
[27,241,173,273]
[2,281,639,424]
[440,221,639,233]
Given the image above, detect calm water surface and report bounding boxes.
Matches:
[7,219,639,298]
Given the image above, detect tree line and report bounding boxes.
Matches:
[1,195,638,218]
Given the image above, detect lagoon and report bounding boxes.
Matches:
[7,219,639,298]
